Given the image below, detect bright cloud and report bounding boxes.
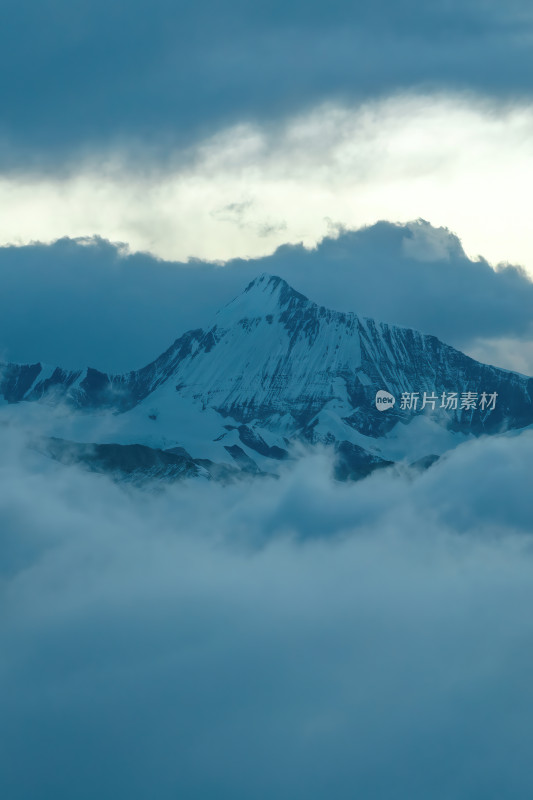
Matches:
[2,93,533,275]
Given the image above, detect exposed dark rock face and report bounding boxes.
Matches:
[34,437,203,482]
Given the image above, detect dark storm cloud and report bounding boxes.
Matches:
[1,0,532,168]
[0,221,532,373]
[1,423,533,799]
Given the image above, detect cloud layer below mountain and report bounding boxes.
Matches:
[1,422,533,799]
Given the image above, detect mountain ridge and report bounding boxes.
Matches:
[1,273,532,480]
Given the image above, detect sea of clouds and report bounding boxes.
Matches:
[1,420,533,799]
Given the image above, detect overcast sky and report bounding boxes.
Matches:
[1,1,533,379]
[1,0,533,274]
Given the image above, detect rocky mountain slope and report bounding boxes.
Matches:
[2,274,532,481]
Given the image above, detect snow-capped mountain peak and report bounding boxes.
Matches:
[0,273,532,481]
[215,272,309,324]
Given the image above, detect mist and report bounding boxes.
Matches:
[2,422,533,799]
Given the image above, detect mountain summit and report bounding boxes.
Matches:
[216,273,308,322]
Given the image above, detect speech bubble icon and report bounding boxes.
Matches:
[375,390,396,411]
